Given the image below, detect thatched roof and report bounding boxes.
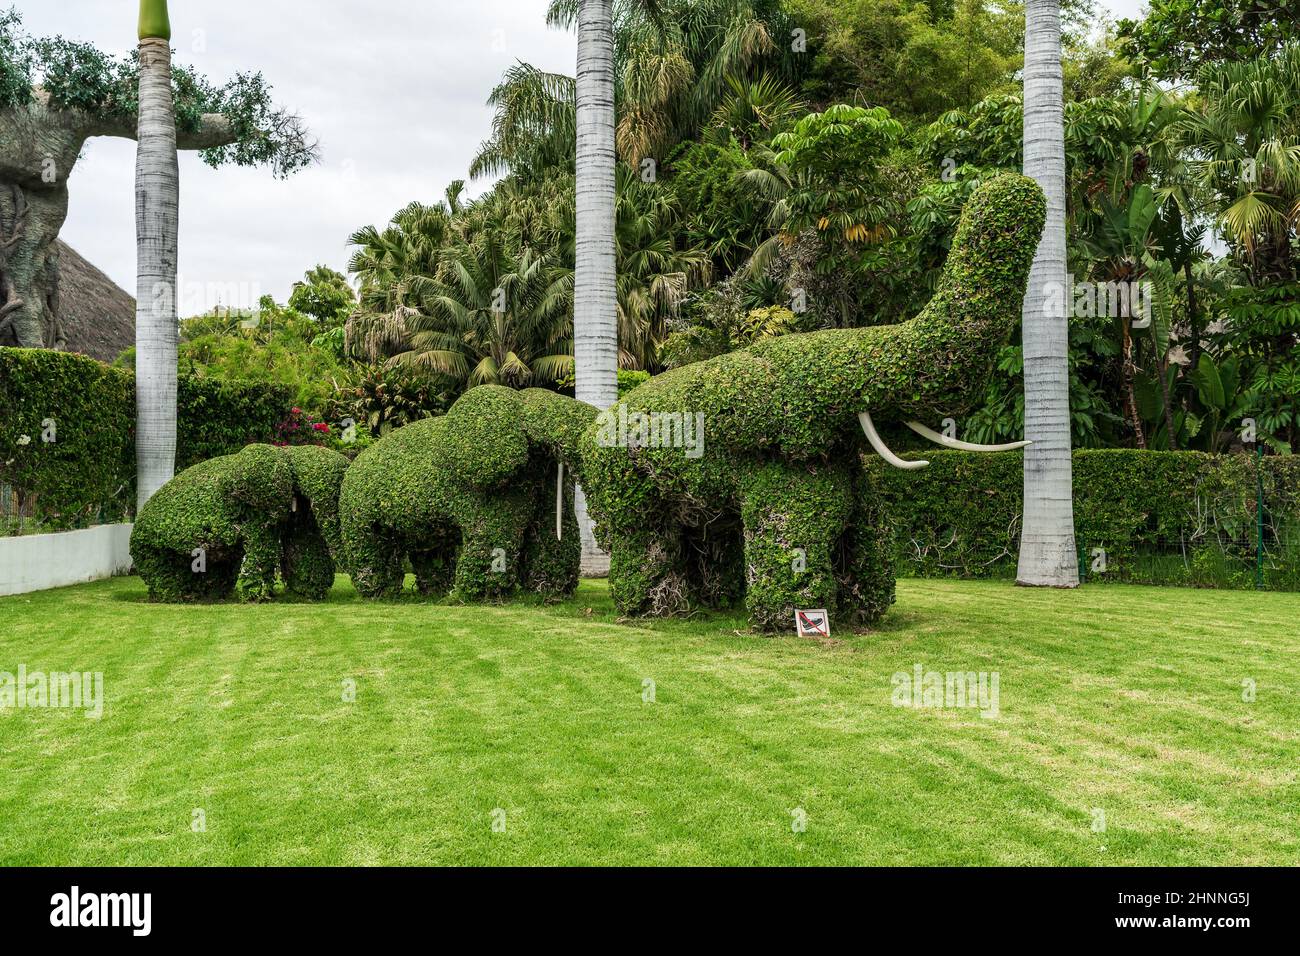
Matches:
[56,240,135,363]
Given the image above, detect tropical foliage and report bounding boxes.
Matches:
[149,0,1298,464]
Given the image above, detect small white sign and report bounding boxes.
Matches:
[795,609,830,638]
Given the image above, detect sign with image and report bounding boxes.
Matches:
[795,609,830,638]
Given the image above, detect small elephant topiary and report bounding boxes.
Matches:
[130,443,350,602]
[339,385,595,601]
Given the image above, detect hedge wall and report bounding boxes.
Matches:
[0,348,292,529]
[176,375,297,470]
[0,348,134,527]
[868,449,1300,589]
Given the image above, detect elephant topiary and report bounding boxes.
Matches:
[340,385,595,601]
[581,173,1047,631]
[130,443,349,602]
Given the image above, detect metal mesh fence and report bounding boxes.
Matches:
[0,483,129,537]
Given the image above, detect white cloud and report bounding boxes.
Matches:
[1101,0,1147,21]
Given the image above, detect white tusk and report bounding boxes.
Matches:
[905,421,1032,452]
[859,411,929,470]
[555,461,564,540]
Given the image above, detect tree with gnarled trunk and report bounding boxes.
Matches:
[0,9,315,352]
[1016,0,1078,587]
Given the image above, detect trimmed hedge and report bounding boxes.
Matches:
[177,375,297,471]
[130,443,350,602]
[868,449,1300,588]
[0,348,134,527]
[0,347,292,529]
[340,385,595,602]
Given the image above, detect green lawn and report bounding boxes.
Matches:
[1,575,1297,866]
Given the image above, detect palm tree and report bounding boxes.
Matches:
[348,192,459,314]
[572,0,619,404]
[1016,0,1079,587]
[135,0,179,511]
[1180,43,1300,285]
[470,65,576,181]
[572,0,620,574]
[543,0,795,169]
[613,166,711,367]
[535,166,709,369]
[356,235,574,390]
[706,72,805,148]
[349,167,703,375]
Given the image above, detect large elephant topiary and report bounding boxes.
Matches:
[339,386,595,601]
[130,443,349,602]
[581,173,1046,631]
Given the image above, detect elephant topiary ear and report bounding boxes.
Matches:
[139,0,172,41]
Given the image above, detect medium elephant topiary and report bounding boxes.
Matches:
[339,385,595,601]
[130,443,349,602]
[581,173,1046,631]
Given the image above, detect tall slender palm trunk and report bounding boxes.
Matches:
[1121,322,1147,449]
[573,0,618,575]
[1016,0,1079,587]
[135,3,179,512]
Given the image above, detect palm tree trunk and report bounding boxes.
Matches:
[1184,260,1202,371]
[1016,0,1079,587]
[135,9,179,512]
[1157,356,1177,450]
[573,0,618,575]
[1121,323,1147,448]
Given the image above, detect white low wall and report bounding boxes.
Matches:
[0,524,134,597]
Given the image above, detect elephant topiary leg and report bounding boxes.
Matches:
[280,504,336,601]
[836,519,896,625]
[452,492,533,601]
[133,545,192,602]
[341,513,406,598]
[836,469,897,625]
[349,546,405,597]
[236,520,282,602]
[738,461,853,632]
[135,543,241,602]
[607,519,693,617]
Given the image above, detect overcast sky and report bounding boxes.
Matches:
[17,0,1147,313]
